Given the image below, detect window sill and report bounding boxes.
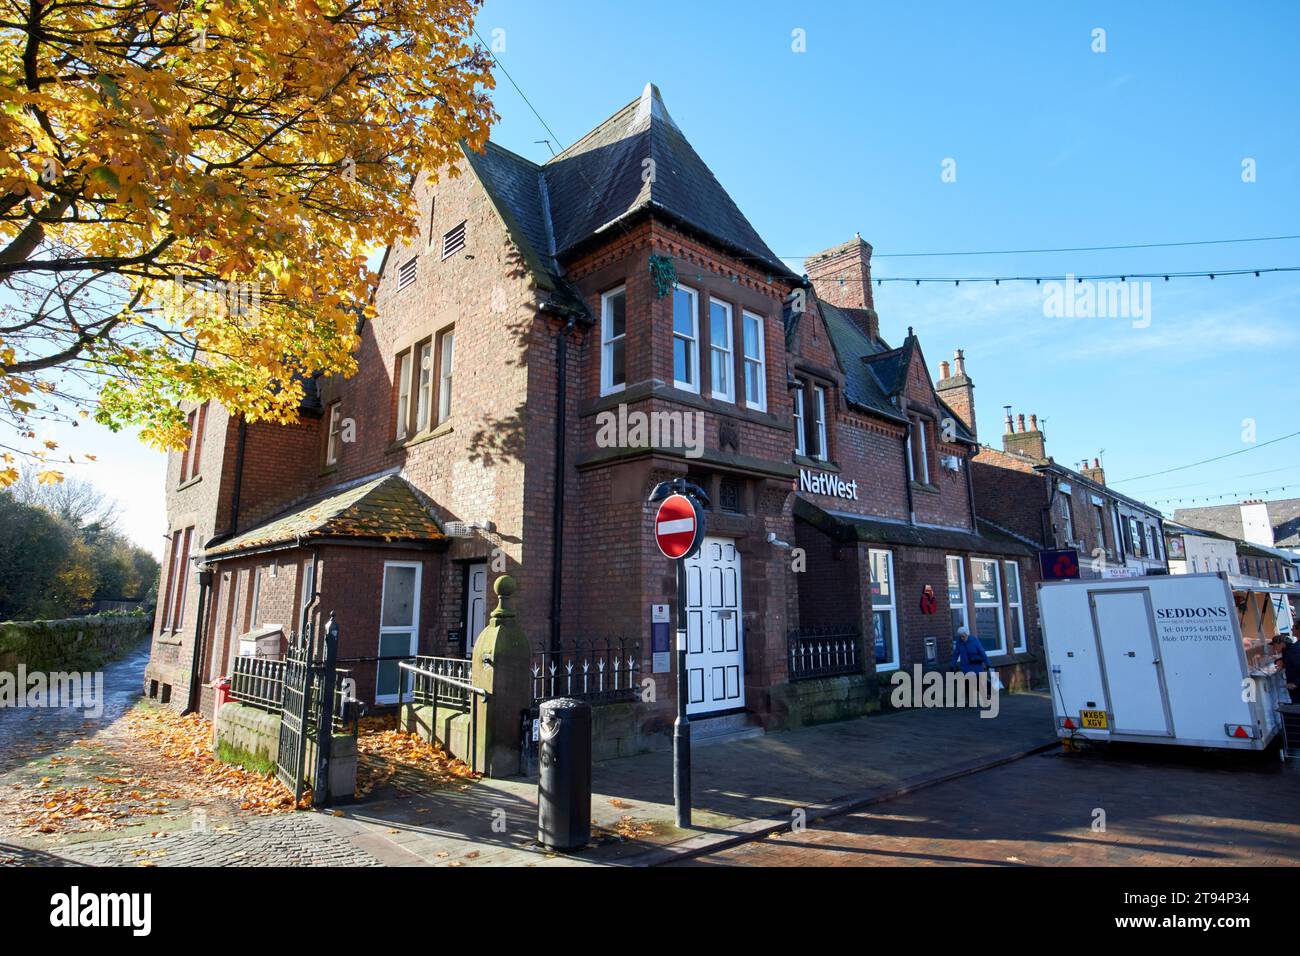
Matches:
[319,464,339,478]
[910,480,940,495]
[391,420,454,451]
[794,454,839,471]
[178,475,202,491]
[156,632,183,647]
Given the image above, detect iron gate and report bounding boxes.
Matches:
[275,613,341,804]
[276,624,314,801]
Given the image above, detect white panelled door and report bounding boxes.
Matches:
[464,562,487,656]
[684,537,744,716]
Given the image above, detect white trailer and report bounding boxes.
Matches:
[1038,573,1290,752]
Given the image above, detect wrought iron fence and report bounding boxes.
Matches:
[788,625,862,681]
[230,655,352,731]
[531,638,641,703]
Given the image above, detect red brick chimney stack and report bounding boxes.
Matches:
[1082,457,1106,486]
[1002,409,1048,461]
[804,234,879,340]
[935,348,976,440]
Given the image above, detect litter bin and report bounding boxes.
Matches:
[537,697,592,850]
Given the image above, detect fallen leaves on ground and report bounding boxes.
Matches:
[592,814,657,843]
[353,714,477,799]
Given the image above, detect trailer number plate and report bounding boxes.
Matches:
[1081,709,1108,729]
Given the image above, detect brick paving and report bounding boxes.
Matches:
[674,745,1300,867]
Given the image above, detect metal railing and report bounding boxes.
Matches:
[397,659,487,774]
[229,655,353,732]
[530,638,640,703]
[788,625,863,681]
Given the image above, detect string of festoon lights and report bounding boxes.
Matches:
[1147,483,1300,507]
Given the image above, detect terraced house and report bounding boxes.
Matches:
[143,84,1046,752]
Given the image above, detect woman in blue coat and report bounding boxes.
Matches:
[950,626,990,674]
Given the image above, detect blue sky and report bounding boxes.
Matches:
[20,1,1299,553]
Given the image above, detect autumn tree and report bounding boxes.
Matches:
[0,0,496,485]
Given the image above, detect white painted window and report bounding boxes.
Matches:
[812,385,828,461]
[909,417,930,484]
[441,220,466,259]
[436,328,454,424]
[672,283,699,392]
[972,558,1005,654]
[742,310,766,410]
[1060,491,1074,543]
[793,387,806,457]
[709,297,734,403]
[325,402,342,465]
[415,340,433,432]
[396,350,412,440]
[946,555,967,635]
[600,286,627,396]
[1005,560,1026,652]
[869,549,899,670]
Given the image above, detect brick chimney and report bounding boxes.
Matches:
[1081,457,1106,485]
[805,234,879,340]
[1002,410,1047,461]
[935,348,976,440]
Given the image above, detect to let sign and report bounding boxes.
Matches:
[655,494,702,559]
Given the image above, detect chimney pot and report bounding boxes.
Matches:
[1004,412,1014,434]
[1017,414,1026,433]
[1029,414,1039,432]
[939,360,951,380]
[953,349,967,376]
[1093,458,1100,468]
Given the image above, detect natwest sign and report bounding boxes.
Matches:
[799,467,858,501]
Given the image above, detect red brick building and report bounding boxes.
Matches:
[144,84,1044,741]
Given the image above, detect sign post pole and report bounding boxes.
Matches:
[673,556,691,828]
[649,478,709,830]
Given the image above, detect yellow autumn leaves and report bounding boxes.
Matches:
[0,0,497,483]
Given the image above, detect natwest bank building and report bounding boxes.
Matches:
[787,238,1043,697]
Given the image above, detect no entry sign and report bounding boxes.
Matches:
[655,493,702,560]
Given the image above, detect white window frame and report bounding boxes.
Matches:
[972,558,1005,654]
[396,350,412,440]
[325,402,342,465]
[946,555,968,634]
[672,283,700,393]
[1004,560,1026,652]
[793,387,806,457]
[708,297,735,403]
[741,310,766,411]
[600,285,627,396]
[812,385,828,461]
[910,417,930,484]
[415,340,433,433]
[869,549,900,672]
[436,328,454,425]
[377,561,422,704]
[1060,491,1074,543]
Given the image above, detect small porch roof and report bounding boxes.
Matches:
[205,474,445,559]
[795,497,1036,558]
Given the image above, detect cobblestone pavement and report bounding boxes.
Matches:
[52,812,383,867]
[674,744,1300,867]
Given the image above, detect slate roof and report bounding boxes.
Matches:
[794,497,1035,557]
[817,300,976,443]
[1174,498,1300,548]
[464,83,800,308]
[206,474,445,557]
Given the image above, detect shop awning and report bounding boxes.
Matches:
[205,474,446,559]
[794,497,1036,558]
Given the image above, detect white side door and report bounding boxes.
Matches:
[1090,589,1172,736]
[377,561,421,704]
[464,562,487,656]
[684,537,744,716]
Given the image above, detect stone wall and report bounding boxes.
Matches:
[0,612,150,673]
